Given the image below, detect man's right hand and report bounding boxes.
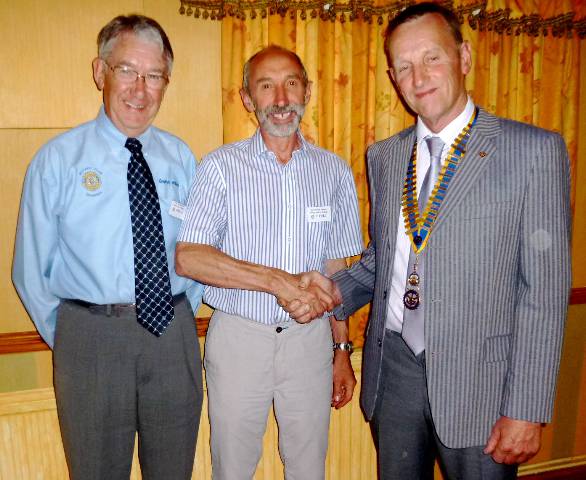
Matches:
[277,271,342,323]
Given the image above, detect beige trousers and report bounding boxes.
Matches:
[204,311,333,480]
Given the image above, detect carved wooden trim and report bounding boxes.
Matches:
[0,317,211,355]
[0,331,49,354]
[2,288,585,355]
[195,316,210,337]
[520,463,586,479]
[569,287,586,305]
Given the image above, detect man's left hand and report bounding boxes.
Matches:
[331,350,356,409]
[484,416,542,464]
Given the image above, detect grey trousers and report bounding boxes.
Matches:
[371,330,518,480]
[53,297,203,480]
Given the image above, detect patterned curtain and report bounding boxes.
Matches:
[209,1,586,346]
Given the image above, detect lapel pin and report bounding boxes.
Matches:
[479,151,487,157]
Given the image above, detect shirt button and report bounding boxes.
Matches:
[276,327,283,333]
[378,338,382,347]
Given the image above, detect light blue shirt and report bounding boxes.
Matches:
[178,129,363,324]
[12,107,203,348]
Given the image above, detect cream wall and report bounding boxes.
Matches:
[0,343,584,479]
[0,0,222,338]
[0,0,221,394]
[1,0,585,473]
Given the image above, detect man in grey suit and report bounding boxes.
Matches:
[286,2,572,479]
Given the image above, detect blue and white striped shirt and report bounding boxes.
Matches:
[178,129,363,324]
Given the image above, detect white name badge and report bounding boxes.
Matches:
[306,206,331,223]
[169,201,186,220]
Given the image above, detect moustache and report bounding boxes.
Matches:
[260,104,304,115]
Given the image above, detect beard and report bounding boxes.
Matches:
[255,103,305,137]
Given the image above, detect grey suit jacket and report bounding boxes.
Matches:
[333,108,572,448]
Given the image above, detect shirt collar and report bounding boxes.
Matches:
[247,128,309,163]
[416,96,475,150]
[248,128,269,158]
[95,105,154,152]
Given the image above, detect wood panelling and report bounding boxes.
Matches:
[0,1,222,339]
[0,353,373,480]
[0,0,584,476]
[3,286,585,353]
[0,388,66,479]
[0,332,49,354]
[1,303,585,467]
[520,457,586,478]
[0,0,141,128]
[143,0,223,160]
[0,316,209,354]
[3,305,586,468]
[569,288,586,305]
[0,129,68,334]
[0,0,222,153]
[1,354,584,480]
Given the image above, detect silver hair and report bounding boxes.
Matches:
[97,14,174,74]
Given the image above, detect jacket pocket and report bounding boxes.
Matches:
[462,201,513,220]
[483,334,511,363]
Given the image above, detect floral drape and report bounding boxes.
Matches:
[217,1,585,346]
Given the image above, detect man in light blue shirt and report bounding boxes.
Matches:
[12,14,203,480]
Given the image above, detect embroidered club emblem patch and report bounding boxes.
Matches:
[81,170,102,192]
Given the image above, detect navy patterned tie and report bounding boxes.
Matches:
[125,137,174,336]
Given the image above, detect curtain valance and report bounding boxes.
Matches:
[178,0,586,37]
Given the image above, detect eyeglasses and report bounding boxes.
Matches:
[104,61,169,90]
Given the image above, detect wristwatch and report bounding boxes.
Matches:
[333,341,354,354]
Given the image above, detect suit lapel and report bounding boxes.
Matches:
[431,108,501,232]
[387,129,416,251]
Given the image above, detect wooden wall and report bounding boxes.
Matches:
[1,348,583,479]
[0,348,377,480]
[0,0,220,334]
[0,0,222,395]
[0,0,585,477]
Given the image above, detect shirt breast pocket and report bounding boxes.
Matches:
[305,218,333,269]
[156,183,187,222]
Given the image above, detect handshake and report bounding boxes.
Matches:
[276,271,342,324]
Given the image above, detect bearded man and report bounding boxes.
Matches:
[175,45,362,480]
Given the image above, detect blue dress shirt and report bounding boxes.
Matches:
[12,107,203,348]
